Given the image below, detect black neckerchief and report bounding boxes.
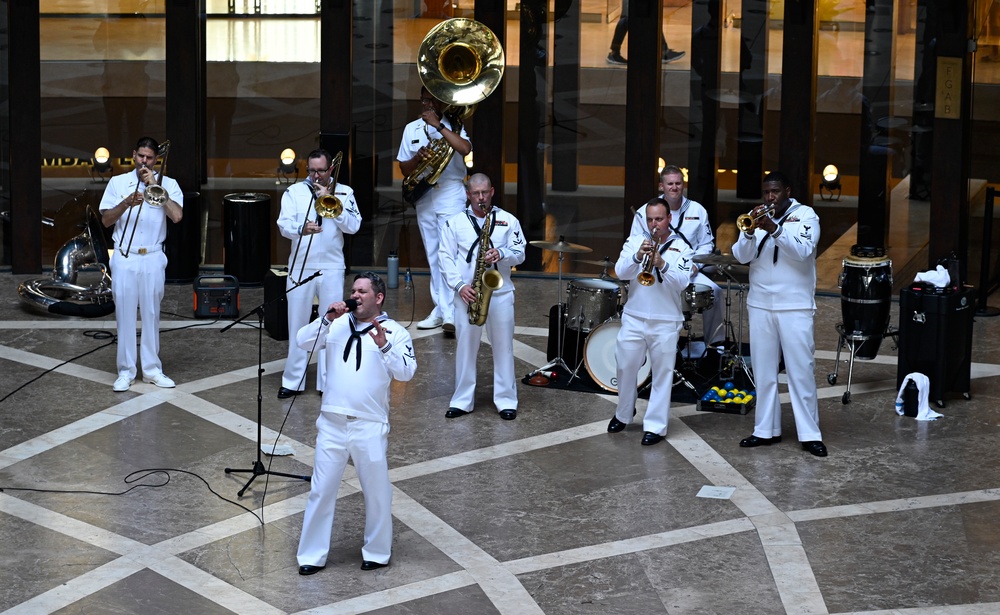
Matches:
[464,208,495,264]
[654,237,675,284]
[755,203,800,264]
[668,199,694,249]
[343,314,376,370]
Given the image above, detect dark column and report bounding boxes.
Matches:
[928,0,973,277]
[474,0,507,205]
[623,0,664,234]
[8,3,42,273]
[348,1,376,268]
[856,0,896,249]
[908,0,934,200]
[320,0,352,179]
[375,0,395,188]
[516,0,548,268]
[551,0,580,191]
[164,0,204,283]
[777,0,817,204]
[688,0,721,221]
[736,0,766,198]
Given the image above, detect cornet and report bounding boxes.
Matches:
[736,203,776,233]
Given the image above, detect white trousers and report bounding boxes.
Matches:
[297,412,393,567]
[110,249,167,380]
[614,314,680,436]
[282,268,345,392]
[691,272,725,346]
[747,307,822,442]
[415,181,466,321]
[450,291,518,412]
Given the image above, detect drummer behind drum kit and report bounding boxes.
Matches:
[526,236,754,395]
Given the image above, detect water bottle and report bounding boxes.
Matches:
[387,251,399,289]
[404,268,413,290]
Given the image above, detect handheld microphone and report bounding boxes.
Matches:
[327,299,358,315]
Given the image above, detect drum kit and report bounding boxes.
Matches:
[689,252,754,386]
[526,236,753,394]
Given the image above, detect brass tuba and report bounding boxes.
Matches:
[468,208,504,326]
[402,18,505,205]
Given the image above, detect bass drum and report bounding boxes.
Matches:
[583,319,651,393]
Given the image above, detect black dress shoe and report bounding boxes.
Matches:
[641,432,665,446]
[739,435,782,448]
[802,441,828,457]
[499,409,517,420]
[360,560,388,571]
[445,408,470,419]
[298,564,324,575]
[278,387,300,399]
[607,416,627,433]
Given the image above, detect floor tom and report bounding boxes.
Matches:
[684,283,715,313]
[566,278,620,332]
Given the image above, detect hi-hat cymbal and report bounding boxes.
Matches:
[693,253,741,266]
[579,257,615,267]
[529,237,592,254]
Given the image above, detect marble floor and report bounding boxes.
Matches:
[2,267,1000,615]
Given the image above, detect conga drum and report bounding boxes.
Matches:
[840,245,893,360]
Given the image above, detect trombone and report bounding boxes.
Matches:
[736,203,776,233]
[119,140,171,257]
[289,151,344,283]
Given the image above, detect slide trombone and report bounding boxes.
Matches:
[289,151,343,283]
[119,139,171,257]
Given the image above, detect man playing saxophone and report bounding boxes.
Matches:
[397,86,473,333]
[438,173,525,420]
[608,198,695,445]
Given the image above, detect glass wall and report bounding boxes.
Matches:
[27,1,1000,292]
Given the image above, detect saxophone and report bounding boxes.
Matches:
[468,210,504,326]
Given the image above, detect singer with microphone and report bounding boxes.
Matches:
[276,149,362,399]
[295,272,416,575]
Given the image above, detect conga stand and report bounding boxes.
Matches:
[827,323,899,405]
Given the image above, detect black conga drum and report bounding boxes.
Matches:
[840,245,893,360]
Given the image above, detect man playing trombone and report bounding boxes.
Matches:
[276,149,362,399]
[99,136,183,393]
[608,198,695,445]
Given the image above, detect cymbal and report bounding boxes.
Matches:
[579,257,615,268]
[529,237,592,254]
[693,253,741,266]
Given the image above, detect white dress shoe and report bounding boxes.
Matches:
[442,316,456,333]
[113,374,134,392]
[416,315,443,329]
[146,373,176,388]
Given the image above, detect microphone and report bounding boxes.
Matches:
[326,299,357,315]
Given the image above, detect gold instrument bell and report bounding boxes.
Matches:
[314,151,344,219]
[418,18,505,116]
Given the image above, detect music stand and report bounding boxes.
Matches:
[222,272,318,497]
[527,236,592,381]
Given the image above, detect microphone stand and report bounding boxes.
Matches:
[222,271,321,497]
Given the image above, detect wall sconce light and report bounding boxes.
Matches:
[276,148,298,184]
[91,147,113,182]
[820,164,841,201]
[657,157,666,174]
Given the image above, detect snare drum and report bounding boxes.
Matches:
[684,283,715,313]
[566,279,620,332]
[583,319,652,393]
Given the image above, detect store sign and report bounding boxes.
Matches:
[935,57,962,120]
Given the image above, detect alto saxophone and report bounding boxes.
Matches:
[468,209,504,326]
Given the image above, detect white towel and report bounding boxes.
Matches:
[913,265,951,288]
[895,372,944,421]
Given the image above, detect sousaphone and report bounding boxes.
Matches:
[403,18,505,204]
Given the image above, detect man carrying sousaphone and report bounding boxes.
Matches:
[397,85,472,333]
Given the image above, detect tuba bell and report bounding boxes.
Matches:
[402,18,505,205]
[18,205,116,318]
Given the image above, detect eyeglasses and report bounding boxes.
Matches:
[307,167,330,175]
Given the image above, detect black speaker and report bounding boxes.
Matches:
[264,269,288,341]
[896,285,975,408]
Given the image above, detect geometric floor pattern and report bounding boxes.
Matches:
[2,272,1000,614]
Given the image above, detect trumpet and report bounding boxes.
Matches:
[636,228,661,286]
[736,203,776,233]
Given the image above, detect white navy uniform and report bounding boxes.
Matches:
[397,117,470,324]
[295,311,416,568]
[632,197,723,345]
[439,205,526,413]
[99,169,183,381]
[613,230,695,437]
[731,198,822,442]
[277,180,362,393]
